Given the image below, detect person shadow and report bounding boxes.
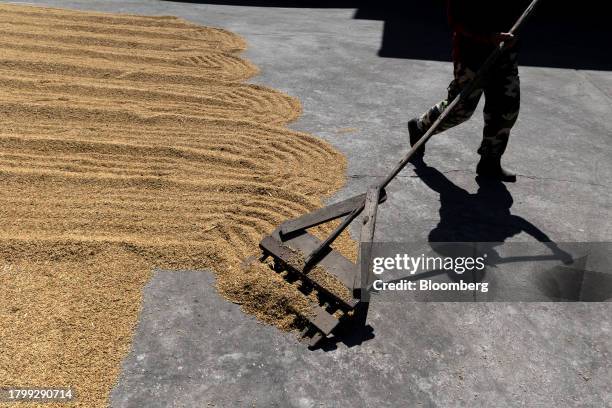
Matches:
[319,157,607,350]
[375,156,612,306]
[414,156,568,244]
[391,156,575,289]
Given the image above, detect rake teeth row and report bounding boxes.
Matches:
[265,256,343,348]
[258,229,361,348]
[299,325,325,348]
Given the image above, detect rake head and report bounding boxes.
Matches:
[257,188,385,348]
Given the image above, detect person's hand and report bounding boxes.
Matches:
[491,32,516,45]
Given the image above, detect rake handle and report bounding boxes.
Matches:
[304,0,540,266]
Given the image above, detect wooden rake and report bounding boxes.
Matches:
[258,0,541,348]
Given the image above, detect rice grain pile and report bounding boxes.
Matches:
[0,4,355,407]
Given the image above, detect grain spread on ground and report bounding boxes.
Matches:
[0,4,356,407]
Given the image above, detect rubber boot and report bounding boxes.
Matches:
[408,118,425,158]
[476,155,517,182]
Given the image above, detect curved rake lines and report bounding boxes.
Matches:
[0,4,246,47]
[0,76,300,126]
[1,16,240,47]
[0,5,353,406]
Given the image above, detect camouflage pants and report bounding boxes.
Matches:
[417,51,520,157]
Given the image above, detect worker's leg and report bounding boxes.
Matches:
[417,62,484,135]
[476,51,520,182]
[479,52,520,157]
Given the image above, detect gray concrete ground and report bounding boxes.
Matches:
[4,1,611,406]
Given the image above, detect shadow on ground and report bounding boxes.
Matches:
[374,157,612,304]
[166,0,610,70]
[316,154,605,349]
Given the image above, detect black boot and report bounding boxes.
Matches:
[408,118,425,157]
[476,156,517,182]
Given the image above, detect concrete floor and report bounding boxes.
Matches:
[4,1,611,407]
